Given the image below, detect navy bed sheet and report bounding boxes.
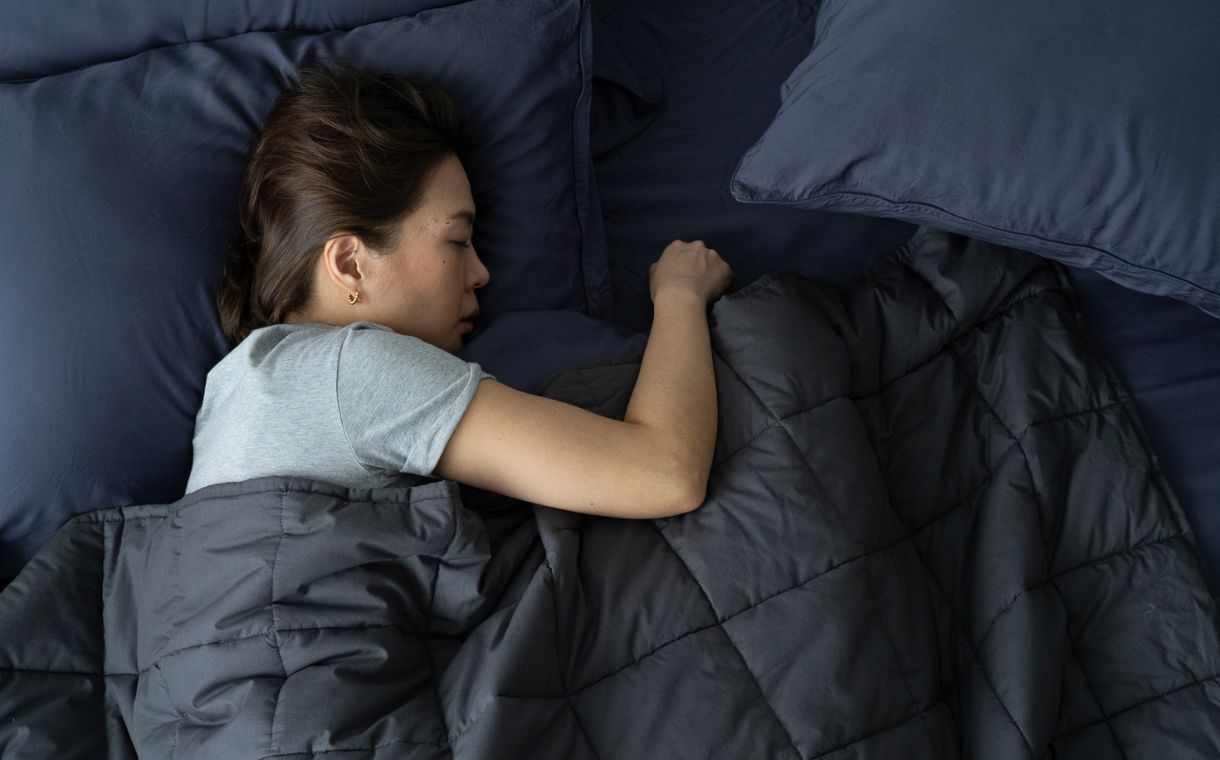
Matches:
[1063,268,1220,588]
[0,0,613,582]
[589,0,1220,596]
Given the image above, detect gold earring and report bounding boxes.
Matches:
[346,291,360,305]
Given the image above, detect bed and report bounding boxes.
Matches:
[2,0,1218,757]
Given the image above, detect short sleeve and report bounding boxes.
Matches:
[335,323,496,476]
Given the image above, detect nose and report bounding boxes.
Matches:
[470,247,490,289]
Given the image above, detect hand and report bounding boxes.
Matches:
[648,239,735,306]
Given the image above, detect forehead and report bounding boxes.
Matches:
[417,157,475,226]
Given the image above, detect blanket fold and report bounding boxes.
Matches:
[2,226,1218,759]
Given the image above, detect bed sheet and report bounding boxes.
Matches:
[6,229,1218,758]
[589,0,1220,597]
[1063,268,1220,593]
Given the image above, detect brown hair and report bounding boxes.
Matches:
[217,56,466,347]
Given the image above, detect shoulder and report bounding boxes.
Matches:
[335,321,457,367]
[206,322,336,381]
[334,322,495,398]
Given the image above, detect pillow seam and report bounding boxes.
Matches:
[736,189,1220,298]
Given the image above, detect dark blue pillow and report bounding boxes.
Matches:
[0,0,606,578]
[459,310,647,395]
[730,0,1220,318]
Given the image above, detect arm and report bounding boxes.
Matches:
[623,287,717,510]
[431,287,717,519]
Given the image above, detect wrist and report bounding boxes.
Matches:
[654,286,706,310]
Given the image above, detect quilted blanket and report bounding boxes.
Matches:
[2,227,1218,759]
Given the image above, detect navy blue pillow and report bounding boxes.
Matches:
[459,310,647,395]
[730,0,1220,318]
[0,0,606,578]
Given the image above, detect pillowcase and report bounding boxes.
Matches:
[729,0,1220,318]
[0,0,606,578]
[459,309,647,395]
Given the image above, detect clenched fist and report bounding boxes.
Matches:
[648,239,735,307]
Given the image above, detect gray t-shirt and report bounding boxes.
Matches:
[185,321,495,495]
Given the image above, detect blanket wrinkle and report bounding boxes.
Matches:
[3,226,1219,759]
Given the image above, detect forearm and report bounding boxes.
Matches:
[623,288,717,508]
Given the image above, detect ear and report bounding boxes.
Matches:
[320,233,366,293]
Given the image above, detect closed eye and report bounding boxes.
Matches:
[451,240,472,249]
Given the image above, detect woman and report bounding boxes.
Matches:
[187,57,734,519]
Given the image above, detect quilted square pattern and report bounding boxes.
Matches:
[2,227,1218,758]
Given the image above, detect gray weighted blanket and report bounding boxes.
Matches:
[2,226,1218,759]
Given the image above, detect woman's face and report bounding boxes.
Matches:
[291,152,490,352]
[360,153,490,351]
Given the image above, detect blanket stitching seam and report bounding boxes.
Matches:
[669,275,1163,755]
[423,497,454,750]
[848,375,1038,755]
[100,513,110,676]
[1047,261,1191,533]
[1043,579,1132,760]
[543,550,604,759]
[707,285,860,753]
[1110,390,1210,560]
[806,697,950,760]
[1047,533,1189,583]
[947,322,1212,748]
[257,735,449,758]
[965,533,1193,696]
[857,550,943,756]
[666,314,954,757]
[795,284,1064,755]
[943,340,1042,758]
[706,336,778,463]
[28,255,1211,756]
[59,492,458,529]
[1050,671,1220,741]
[63,492,456,528]
[942,322,1186,752]
[268,491,289,757]
[565,695,602,760]
[891,254,960,322]
[650,527,803,758]
[739,290,948,759]
[946,339,1052,554]
[880,477,1034,758]
[1050,265,1209,579]
[706,284,1065,474]
[443,694,495,744]
[712,391,1123,543]
[49,527,1182,682]
[164,661,181,759]
[846,285,1060,401]
[846,449,1195,752]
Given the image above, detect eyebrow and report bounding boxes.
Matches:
[447,210,476,224]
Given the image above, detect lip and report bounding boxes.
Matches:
[459,319,474,331]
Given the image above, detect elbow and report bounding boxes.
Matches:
[672,475,707,516]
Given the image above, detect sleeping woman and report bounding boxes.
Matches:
[185,57,734,519]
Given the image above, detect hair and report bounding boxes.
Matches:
[216,56,466,347]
